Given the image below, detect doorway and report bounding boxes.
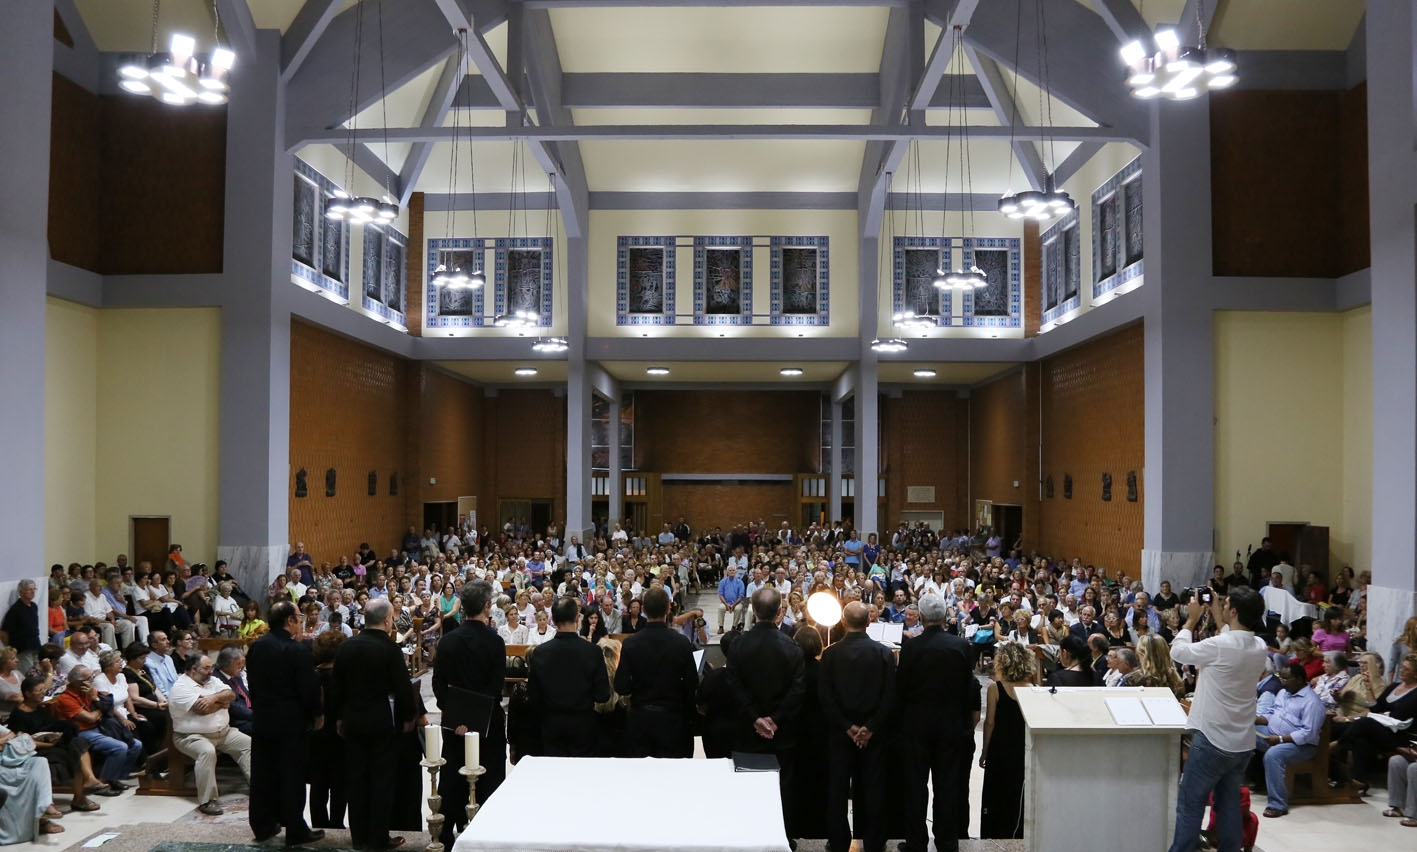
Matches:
[993,504,1023,551]
[499,499,556,537]
[423,501,457,533]
[130,517,170,574]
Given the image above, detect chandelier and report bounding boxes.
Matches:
[326,0,398,226]
[1121,1,1236,100]
[432,30,484,289]
[891,310,936,332]
[935,27,990,290]
[531,337,568,353]
[870,338,908,354]
[997,0,1074,221]
[117,1,234,106]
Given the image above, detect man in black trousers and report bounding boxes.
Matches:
[247,601,323,846]
[527,596,609,756]
[820,600,896,852]
[614,587,698,758]
[897,593,981,852]
[726,587,804,844]
[431,581,506,847]
[331,597,417,850]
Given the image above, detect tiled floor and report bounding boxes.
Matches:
[11,588,1411,851]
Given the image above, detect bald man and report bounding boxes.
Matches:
[819,601,897,852]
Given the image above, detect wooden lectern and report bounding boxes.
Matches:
[1016,686,1187,852]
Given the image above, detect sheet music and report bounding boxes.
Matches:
[1141,697,1187,726]
[692,649,705,671]
[880,623,903,644]
[865,623,886,642]
[1105,697,1152,726]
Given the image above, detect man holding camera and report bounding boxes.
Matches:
[1168,585,1268,852]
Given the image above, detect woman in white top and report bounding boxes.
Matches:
[92,650,139,726]
[211,582,242,636]
[498,608,530,645]
[527,610,555,646]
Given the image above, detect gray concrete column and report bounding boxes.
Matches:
[607,395,623,529]
[1364,3,1417,662]
[565,235,592,539]
[855,235,880,536]
[216,28,294,597]
[0,0,51,615]
[1139,97,1215,594]
[829,398,843,524]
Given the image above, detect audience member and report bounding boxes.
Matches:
[1251,661,1325,818]
[168,651,252,815]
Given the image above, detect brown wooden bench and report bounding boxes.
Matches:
[1285,715,1362,806]
[136,727,196,798]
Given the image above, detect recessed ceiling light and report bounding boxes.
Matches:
[514,367,538,377]
[914,369,937,378]
[646,366,670,376]
[780,367,804,377]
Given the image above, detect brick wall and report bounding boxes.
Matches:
[882,390,969,530]
[634,390,820,474]
[1037,323,1145,571]
[289,322,410,563]
[661,482,795,533]
[970,370,1030,513]
[485,389,566,521]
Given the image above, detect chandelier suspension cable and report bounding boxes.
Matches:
[373,0,397,219]
[1035,0,1055,177]
[344,1,362,201]
[1002,0,1023,196]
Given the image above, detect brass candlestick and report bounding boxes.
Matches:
[458,764,487,823]
[421,757,446,852]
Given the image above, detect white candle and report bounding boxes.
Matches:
[465,731,480,770]
[424,724,441,762]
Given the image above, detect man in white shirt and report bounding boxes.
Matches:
[58,630,102,679]
[610,524,629,544]
[168,651,252,815]
[1168,586,1268,852]
[212,582,242,635]
[83,579,133,649]
[565,536,588,565]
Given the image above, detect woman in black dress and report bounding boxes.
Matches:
[788,625,828,840]
[308,631,347,829]
[1047,635,1096,687]
[1334,652,1417,792]
[981,642,1037,839]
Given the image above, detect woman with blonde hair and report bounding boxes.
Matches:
[980,641,1036,839]
[593,638,626,757]
[1390,616,1417,680]
[1136,634,1186,698]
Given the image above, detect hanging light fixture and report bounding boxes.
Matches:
[530,173,564,352]
[933,26,990,292]
[1120,1,1236,100]
[870,338,908,354]
[997,0,1074,221]
[432,31,484,290]
[118,1,236,106]
[532,336,569,353]
[325,0,399,227]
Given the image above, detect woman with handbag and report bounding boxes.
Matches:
[1335,652,1417,795]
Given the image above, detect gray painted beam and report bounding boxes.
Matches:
[965,0,1148,144]
[346,142,402,200]
[965,46,1046,191]
[53,0,95,55]
[859,2,931,238]
[53,43,100,93]
[399,53,470,206]
[1335,267,1371,310]
[874,337,1033,362]
[524,0,910,6]
[101,274,226,308]
[45,260,103,307]
[587,364,621,402]
[455,72,991,110]
[1052,141,1103,187]
[285,0,458,150]
[297,123,1127,146]
[521,7,590,237]
[1087,0,1151,45]
[1175,0,1216,47]
[1345,14,1366,88]
[281,0,342,82]
[215,0,258,57]
[424,190,1007,211]
[586,337,861,362]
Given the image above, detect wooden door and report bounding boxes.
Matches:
[131,517,170,575]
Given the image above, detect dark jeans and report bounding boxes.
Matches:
[903,720,973,852]
[1170,730,1251,852]
[827,731,887,852]
[542,713,597,757]
[250,732,313,842]
[345,729,398,849]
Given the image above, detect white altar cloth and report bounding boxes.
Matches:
[451,757,791,852]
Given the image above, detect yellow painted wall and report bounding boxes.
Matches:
[587,209,860,337]
[1214,309,1371,570]
[1340,306,1372,570]
[44,298,98,566]
[93,308,222,564]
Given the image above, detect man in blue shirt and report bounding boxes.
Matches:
[1253,662,1326,817]
[842,531,864,570]
[717,565,746,634]
[882,589,910,623]
[146,631,179,697]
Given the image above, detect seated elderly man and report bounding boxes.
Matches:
[213,645,253,736]
[49,666,144,792]
[57,630,101,679]
[168,650,252,815]
[1252,661,1326,818]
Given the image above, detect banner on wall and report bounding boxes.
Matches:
[458,496,477,531]
[975,499,993,532]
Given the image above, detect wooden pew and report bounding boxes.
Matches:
[136,727,196,798]
[1285,715,1362,806]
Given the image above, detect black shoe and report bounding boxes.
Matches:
[253,830,279,844]
[285,830,325,846]
[107,781,132,792]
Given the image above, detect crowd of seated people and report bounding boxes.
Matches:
[16,517,1416,846]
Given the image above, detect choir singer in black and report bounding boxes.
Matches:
[528,596,610,756]
[820,601,896,852]
[614,587,698,757]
